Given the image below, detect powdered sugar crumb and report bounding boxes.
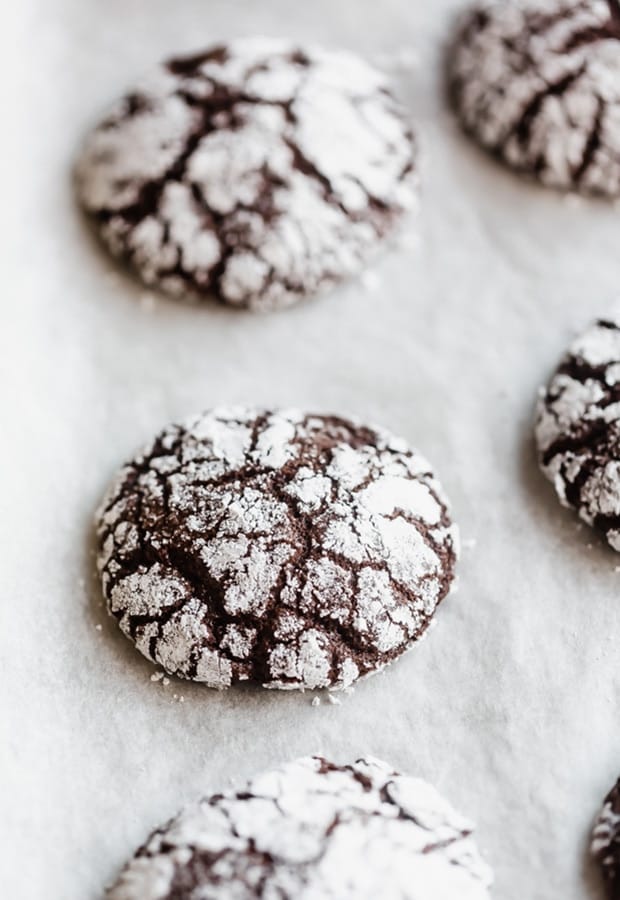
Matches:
[360,269,381,293]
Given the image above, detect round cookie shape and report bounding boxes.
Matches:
[106,756,493,900]
[75,39,417,310]
[448,0,620,195]
[96,407,458,690]
[592,776,620,897]
[535,318,620,550]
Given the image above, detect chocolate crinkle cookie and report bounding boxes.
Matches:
[448,0,620,195]
[96,407,458,690]
[105,756,493,900]
[535,317,620,550]
[75,38,417,310]
[592,777,620,898]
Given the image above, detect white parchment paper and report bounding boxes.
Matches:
[3,2,619,897]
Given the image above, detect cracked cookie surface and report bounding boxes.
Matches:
[448,0,620,194]
[592,777,620,899]
[96,407,458,690]
[76,38,417,310]
[535,318,620,550]
[106,756,493,900]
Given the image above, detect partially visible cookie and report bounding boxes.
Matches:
[106,756,493,900]
[448,0,620,195]
[76,38,417,310]
[96,407,458,690]
[535,317,620,549]
[592,777,620,898]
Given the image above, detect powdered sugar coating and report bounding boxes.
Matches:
[592,776,620,897]
[96,407,458,690]
[449,0,620,195]
[106,756,493,900]
[76,39,417,310]
[535,317,620,550]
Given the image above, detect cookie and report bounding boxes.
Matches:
[592,777,620,898]
[448,0,620,195]
[535,317,620,549]
[96,407,458,690]
[106,756,493,899]
[75,39,417,310]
